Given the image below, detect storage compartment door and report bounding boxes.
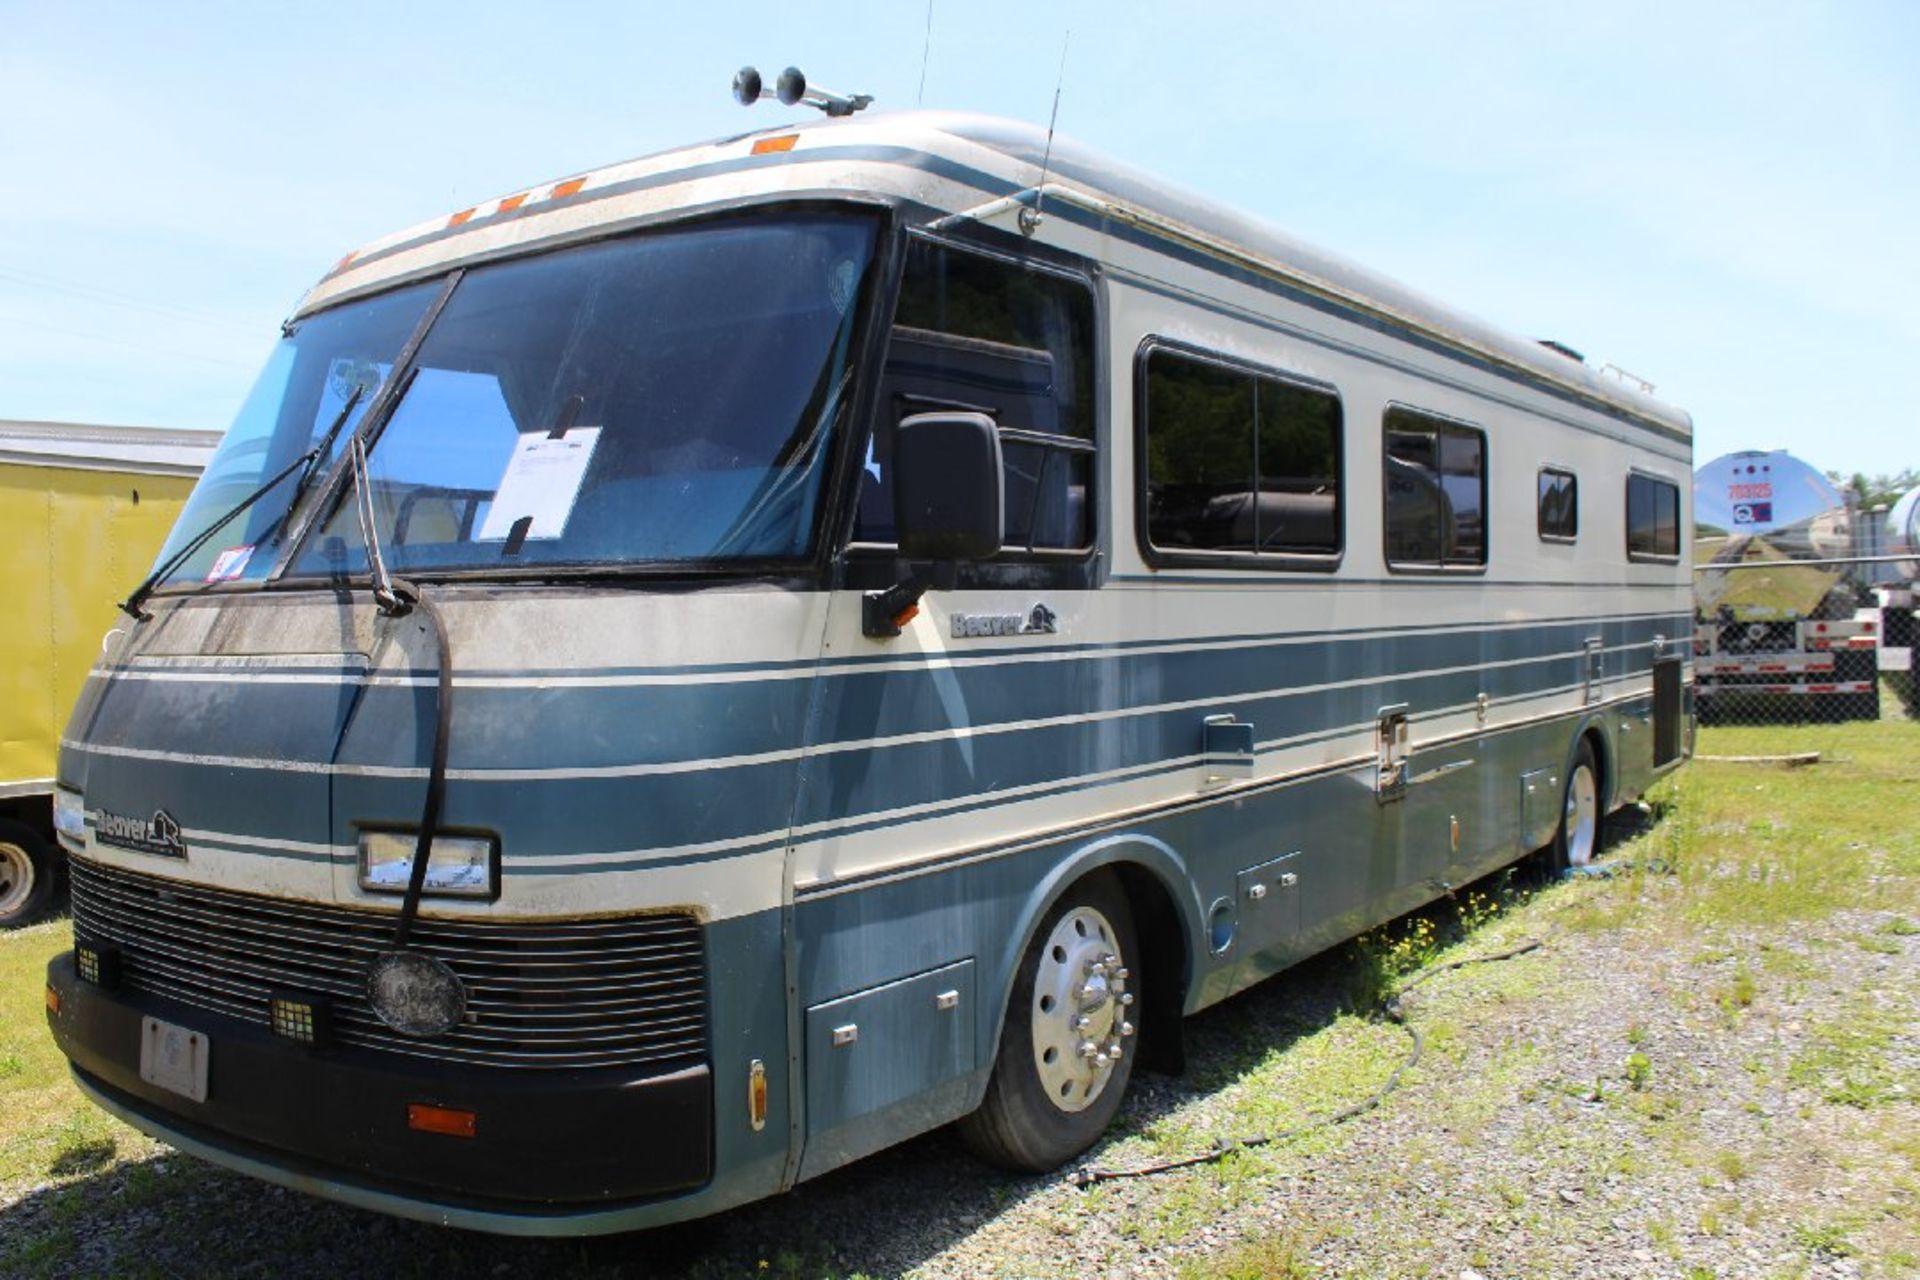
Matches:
[801,958,976,1176]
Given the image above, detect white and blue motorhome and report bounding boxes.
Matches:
[45,108,1693,1234]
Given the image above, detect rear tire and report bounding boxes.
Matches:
[1549,741,1601,875]
[958,871,1139,1172]
[0,819,60,928]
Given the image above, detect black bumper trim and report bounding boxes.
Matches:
[46,952,713,1210]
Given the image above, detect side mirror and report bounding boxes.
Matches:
[892,411,1004,563]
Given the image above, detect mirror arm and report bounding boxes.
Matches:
[862,561,956,639]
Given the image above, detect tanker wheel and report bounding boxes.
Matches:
[958,871,1139,1171]
[0,819,59,928]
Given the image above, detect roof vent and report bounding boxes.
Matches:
[1537,339,1585,363]
[732,65,872,117]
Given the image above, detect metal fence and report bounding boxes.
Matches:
[1692,552,1916,729]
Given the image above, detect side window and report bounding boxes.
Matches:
[855,238,1095,552]
[1538,467,1578,541]
[1383,407,1487,570]
[1140,347,1342,562]
[1626,472,1681,559]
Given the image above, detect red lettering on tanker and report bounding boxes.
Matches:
[1728,482,1773,501]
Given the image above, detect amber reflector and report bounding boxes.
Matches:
[751,135,798,155]
[407,1104,477,1138]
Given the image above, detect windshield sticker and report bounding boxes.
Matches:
[477,427,602,543]
[205,545,254,582]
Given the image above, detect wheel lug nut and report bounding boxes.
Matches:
[1071,1015,1090,1031]
[1120,1020,1135,1038]
[1078,1040,1098,1059]
[1120,992,1135,1007]
[1115,967,1130,981]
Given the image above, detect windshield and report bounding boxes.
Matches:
[151,283,436,585]
[285,213,876,581]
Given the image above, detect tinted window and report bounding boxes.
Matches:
[1383,407,1487,569]
[1142,348,1341,559]
[1627,472,1681,558]
[1538,467,1578,540]
[288,214,878,578]
[856,239,1095,551]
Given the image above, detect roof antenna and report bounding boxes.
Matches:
[917,0,934,107]
[1019,29,1071,238]
[732,65,873,117]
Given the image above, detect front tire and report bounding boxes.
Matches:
[958,871,1139,1171]
[0,819,60,928]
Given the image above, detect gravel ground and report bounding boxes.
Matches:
[4,811,1916,1278]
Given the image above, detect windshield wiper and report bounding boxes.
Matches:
[347,431,406,616]
[117,384,373,621]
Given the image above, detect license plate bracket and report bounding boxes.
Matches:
[138,1016,210,1103]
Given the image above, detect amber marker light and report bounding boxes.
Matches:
[751,134,798,155]
[748,1059,768,1132]
[407,1103,478,1138]
[45,984,60,1014]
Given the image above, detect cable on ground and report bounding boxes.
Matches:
[1067,939,1545,1188]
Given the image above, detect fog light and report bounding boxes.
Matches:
[367,951,467,1037]
[76,943,121,988]
[269,992,331,1046]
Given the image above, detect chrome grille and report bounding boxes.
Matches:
[69,856,708,1071]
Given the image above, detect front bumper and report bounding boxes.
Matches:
[46,952,713,1222]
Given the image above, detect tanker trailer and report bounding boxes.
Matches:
[1878,485,1919,712]
[1693,449,1879,722]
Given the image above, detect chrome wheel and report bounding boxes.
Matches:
[1564,762,1599,867]
[1030,904,1135,1113]
[0,841,35,919]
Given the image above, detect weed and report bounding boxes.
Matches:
[1879,916,1920,937]
[1182,1233,1315,1280]
[1711,964,1758,1018]
[1625,1021,1648,1046]
[1625,1051,1653,1091]
[1793,1220,1857,1258]
[1713,1150,1750,1183]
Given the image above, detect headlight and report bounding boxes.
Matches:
[358,831,496,900]
[52,788,87,844]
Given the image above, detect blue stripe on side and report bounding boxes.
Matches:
[93,613,1689,775]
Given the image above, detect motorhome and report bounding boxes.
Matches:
[45,107,1693,1234]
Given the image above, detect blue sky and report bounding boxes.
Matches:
[1,1,1914,479]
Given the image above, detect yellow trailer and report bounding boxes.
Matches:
[1,420,220,925]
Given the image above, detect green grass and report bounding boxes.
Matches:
[0,918,160,1201]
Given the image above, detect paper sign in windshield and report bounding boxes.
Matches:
[206,545,254,582]
[477,427,601,542]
